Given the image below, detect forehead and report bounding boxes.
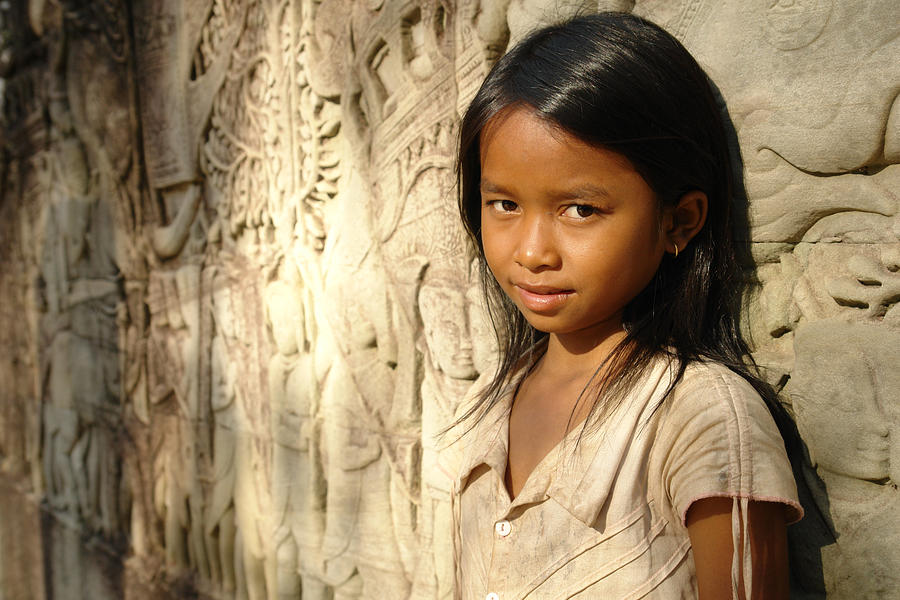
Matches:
[479,106,573,162]
[478,106,646,196]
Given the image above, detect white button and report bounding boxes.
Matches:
[494,520,512,537]
[485,593,500,600]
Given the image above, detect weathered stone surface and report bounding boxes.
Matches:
[0,1,897,598]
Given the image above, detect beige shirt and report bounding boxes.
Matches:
[448,357,802,600]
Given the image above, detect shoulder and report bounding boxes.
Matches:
[659,360,772,434]
[651,360,773,469]
[673,359,761,405]
[649,359,802,527]
[655,359,777,451]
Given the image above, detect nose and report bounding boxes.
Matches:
[513,213,561,272]
[456,327,473,350]
[455,337,474,364]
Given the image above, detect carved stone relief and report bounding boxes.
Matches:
[0,1,897,599]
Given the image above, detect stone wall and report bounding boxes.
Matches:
[0,1,896,598]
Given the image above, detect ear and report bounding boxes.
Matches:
[664,191,708,256]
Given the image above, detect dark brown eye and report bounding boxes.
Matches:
[493,199,518,212]
[563,204,597,219]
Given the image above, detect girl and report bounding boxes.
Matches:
[448,12,803,600]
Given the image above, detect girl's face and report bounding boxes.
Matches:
[479,107,668,343]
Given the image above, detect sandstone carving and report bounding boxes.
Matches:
[788,321,900,599]
[134,0,246,259]
[0,1,897,599]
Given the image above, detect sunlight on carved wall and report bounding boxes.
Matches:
[0,1,897,599]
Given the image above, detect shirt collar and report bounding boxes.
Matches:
[454,376,516,493]
[548,358,676,524]
[453,355,676,526]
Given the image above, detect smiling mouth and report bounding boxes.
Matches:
[514,284,574,313]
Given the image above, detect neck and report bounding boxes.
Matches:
[542,319,627,382]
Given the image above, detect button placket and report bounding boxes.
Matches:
[485,593,500,600]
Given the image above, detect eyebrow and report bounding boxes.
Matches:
[479,179,508,195]
[479,179,613,201]
[552,184,613,202]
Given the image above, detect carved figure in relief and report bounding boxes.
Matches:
[198,0,342,253]
[233,435,273,600]
[311,157,410,597]
[146,266,212,577]
[39,58,92,315]
[645,0,900,245]
[383,255,427,585]
[318,13,453,579]
[41,311,123,538]
[174,265,213,578]
[333,3,473,587]
[378,161,472,587]
[41,330,83,517]
[146,275,188,565]
[414,266,491,599]
[132,0,245,259]
[453,0,510,113]
[825,246,900,327]
[264,260,329,599]
[205,281,241,594]
[751,243,900,380]
[35,29,126,538]
[204,263,283,599]
[317,267,407,598]
[228,322,274,600]
[25,0,145,547]
[615,0,900,246]
[787,320,900,597]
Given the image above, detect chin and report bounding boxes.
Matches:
[445,365,478,380]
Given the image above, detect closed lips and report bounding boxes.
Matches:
[513,284,575,313]
[515,284,574,295]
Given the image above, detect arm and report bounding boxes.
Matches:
[686,497,789,600]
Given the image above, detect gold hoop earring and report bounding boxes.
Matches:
[673,243,679,258]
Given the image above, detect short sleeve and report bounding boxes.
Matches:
[649,362,803,528]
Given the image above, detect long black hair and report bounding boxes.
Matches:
[455,12,800,450]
